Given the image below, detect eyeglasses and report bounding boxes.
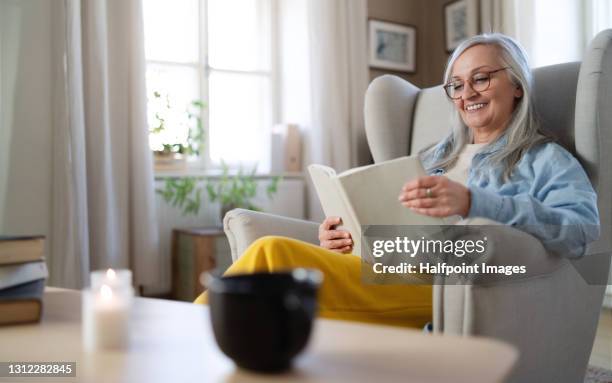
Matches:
[443,67,511,100]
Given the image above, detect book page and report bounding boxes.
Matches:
[337,156,442,226]
[338,156,445,262]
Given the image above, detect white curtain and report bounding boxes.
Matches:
[584,0,612,45]
[487,0,612,68]
[479,0,517,36]
[50,0,159,289]
[0,0,22,226]
[306,0,369,172]
[478,0,541,65]
[280,0,368,221]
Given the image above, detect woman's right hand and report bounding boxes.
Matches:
[318,216,353,253]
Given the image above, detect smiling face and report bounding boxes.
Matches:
[449,44,523,143]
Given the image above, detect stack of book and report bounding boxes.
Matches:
[0,236,48,325]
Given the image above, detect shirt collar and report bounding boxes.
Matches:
[433,131,508,158]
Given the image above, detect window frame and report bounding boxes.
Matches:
[144,0,281,172]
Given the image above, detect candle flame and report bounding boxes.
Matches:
[106,268,116,280]
[100,284,113,300]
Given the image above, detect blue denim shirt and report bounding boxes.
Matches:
[420,135,600,257]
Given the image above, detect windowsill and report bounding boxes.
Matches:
[154,168,304,180]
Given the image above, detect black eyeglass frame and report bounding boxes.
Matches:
[443,67,511,100]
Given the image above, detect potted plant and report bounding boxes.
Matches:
[156,162,281,220]
[149,92,206,170]
[206,162,281,220]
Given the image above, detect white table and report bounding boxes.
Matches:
[0,288,518,382]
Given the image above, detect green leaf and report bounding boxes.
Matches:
[157,160,281,217]
[206,182,217,201]
[267,175,281,199]
[191,100,205,108]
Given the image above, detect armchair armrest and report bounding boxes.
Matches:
[433,217,567,335]
[223,209,320,262]
[434,217,607,382]
[449,217,567,285]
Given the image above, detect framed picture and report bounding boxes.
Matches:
[444,0,479,52]
[368,20,416,73]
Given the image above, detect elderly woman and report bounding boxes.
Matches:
[195,34,599,329]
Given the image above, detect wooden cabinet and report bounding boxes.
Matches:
[171,227,231,302]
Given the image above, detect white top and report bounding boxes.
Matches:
[444,143,487,185]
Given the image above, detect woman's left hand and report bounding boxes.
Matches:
[398,175,471,217]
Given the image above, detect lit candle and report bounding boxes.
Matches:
[90,268,132,290]
[83,269,134,351]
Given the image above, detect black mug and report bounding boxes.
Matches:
[207,269,323,373]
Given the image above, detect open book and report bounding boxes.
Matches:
[308,156,444,258]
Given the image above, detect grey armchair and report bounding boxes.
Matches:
[222,30,612,382]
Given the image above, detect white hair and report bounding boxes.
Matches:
[426,33,551,181]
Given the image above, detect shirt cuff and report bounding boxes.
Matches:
[468,186,503,220]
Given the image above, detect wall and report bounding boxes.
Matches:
[368,0,450,88]
[423,0,453,86]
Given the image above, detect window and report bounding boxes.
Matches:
[143,0,278,171]
[514,0,612,68]
[530,0,582,67]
